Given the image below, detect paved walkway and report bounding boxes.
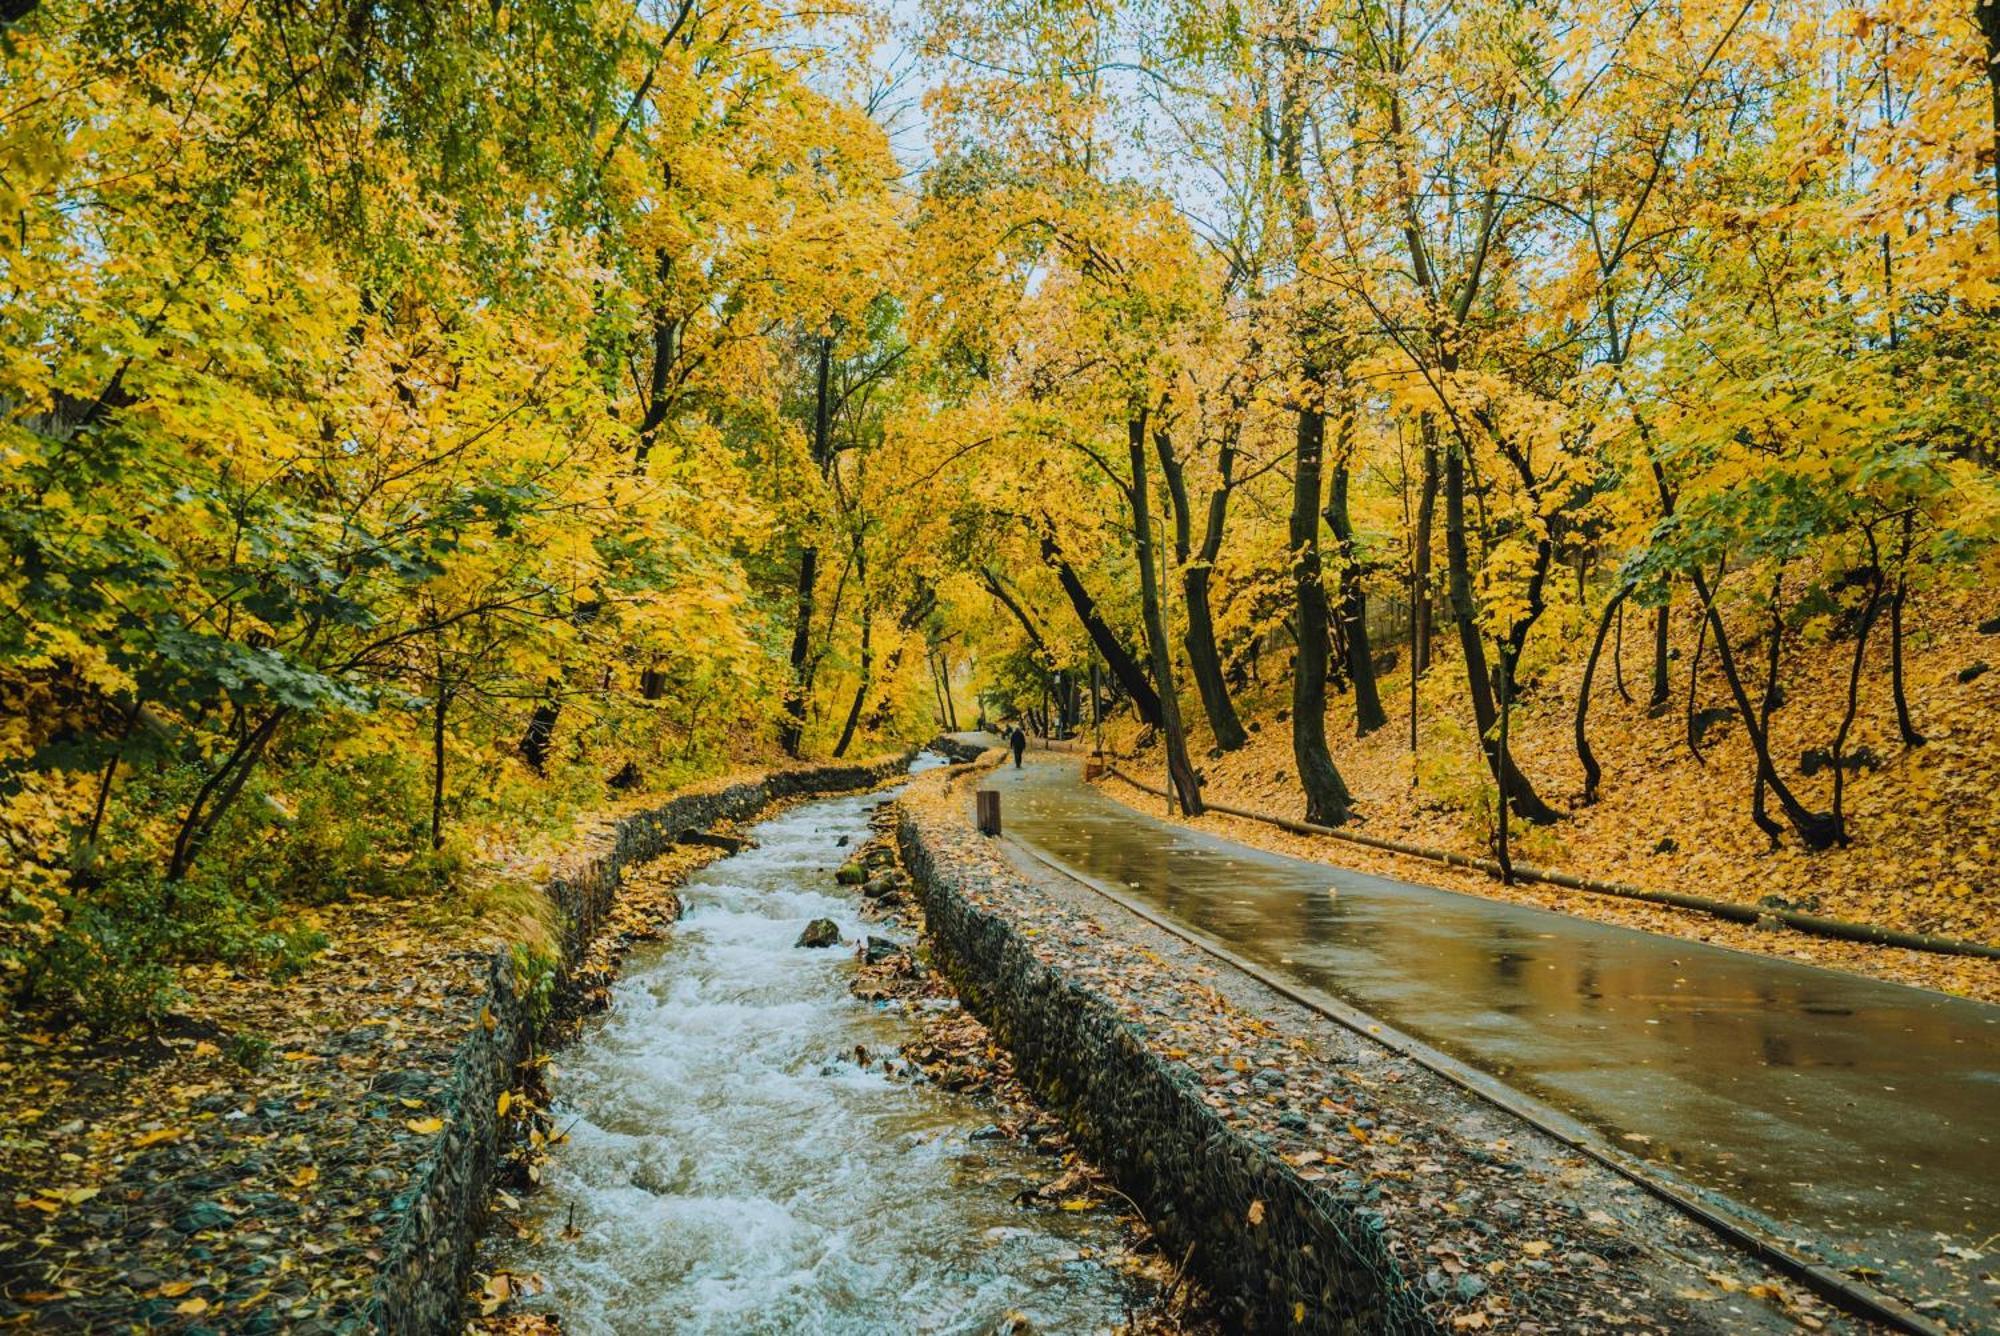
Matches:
[984,752,2000,1328]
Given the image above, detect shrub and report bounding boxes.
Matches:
[20,898,183,1035]
[18,869,327,1034]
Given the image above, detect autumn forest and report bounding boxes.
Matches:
[8,0,1997,1018]
[5,0,2000,1327]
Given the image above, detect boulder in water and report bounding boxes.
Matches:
[835,861,867,885]
[863,935,903,964]
[797,918,841,948]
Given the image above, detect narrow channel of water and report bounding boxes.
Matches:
[499,769,1137,1334]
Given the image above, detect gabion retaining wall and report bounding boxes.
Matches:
[895,802,1435,1335]
[925,733,992,763]
[366,751,912,1334]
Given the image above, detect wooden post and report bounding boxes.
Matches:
[976,789,1001,836]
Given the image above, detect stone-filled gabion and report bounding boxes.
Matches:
[925,733,993,764]
[366,752,912,1335]
[896,807,1436,1336]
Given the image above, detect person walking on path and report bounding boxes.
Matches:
[1008,724,1027,769]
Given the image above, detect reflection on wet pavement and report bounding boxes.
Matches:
[993,757,2000,1307]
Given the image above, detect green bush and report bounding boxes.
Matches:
[20,870,327,1034]
[266,745,437,903]
[22,899,184,1035]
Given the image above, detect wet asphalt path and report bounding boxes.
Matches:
[981,749,2000,1326]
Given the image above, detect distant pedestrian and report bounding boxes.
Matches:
[1008,724,1027,768]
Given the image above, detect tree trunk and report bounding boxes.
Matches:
[431,668,450,850]
[1888,511,1924,747]
[1412,425,1439,674]
[1685,562,1840,849]
[1685,570,1715,763]
[1039,529,1162,726]
[1828,561,1885,845]
[1612,599,1632,704]
[979,566,1052,671]
[939,647,959,730]
[1289,387,1355,826]
[1496,649,1515,881]
[1980,0,2000,242]
[1156,425,1249,751]
[1648,598,1671,713]
[519,689,561,773]
[1181,568,1244,747]
[167,707,289,882]
[832,589,872,758]
[1750,576,1786,842]
[780,334,836,758]
[1443,445,1560,825]
[1326,435,1387,736]
[1127,416,1203,814]
[1575,583,1631,804]
[779,545,817,757]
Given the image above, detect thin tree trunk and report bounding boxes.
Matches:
[941,648,959,730]
[1612,600,1632,704]
[1888,511,1924,746]
[1496,649,1515,881]
[1289,384,1354,826]
[1193,433,1250,749]
[1575,583,1632,804]
[1649,598,1671,713]
[167,707,289,882]
[1686,562,1840,849]
[431,665,450,850]
[833,610,872,758]
[1751,575,1786,842]
[1829,537,1888,843]
[1443,445,1559,825]
[1412,429,1438,674]
[1327,435,1387,736]
[1685,569,1715,763]
[1128,415,1203,814]
[1981,0,2000,242]
[1152,418,1240,752]
[979,566,1052,670]
[1155,424,1248,750]
[781,334,836,757]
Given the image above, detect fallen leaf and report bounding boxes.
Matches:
[1247,1199,1266,1226]
[405,1116,445,1135]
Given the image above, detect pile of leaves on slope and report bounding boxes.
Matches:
[0,897,497,1332]
[897,772,1847,1335]
[1106,583,2000,1002]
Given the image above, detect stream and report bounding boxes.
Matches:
[496,762,1139,1334]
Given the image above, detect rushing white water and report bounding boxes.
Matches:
[500,774,1137,1334]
